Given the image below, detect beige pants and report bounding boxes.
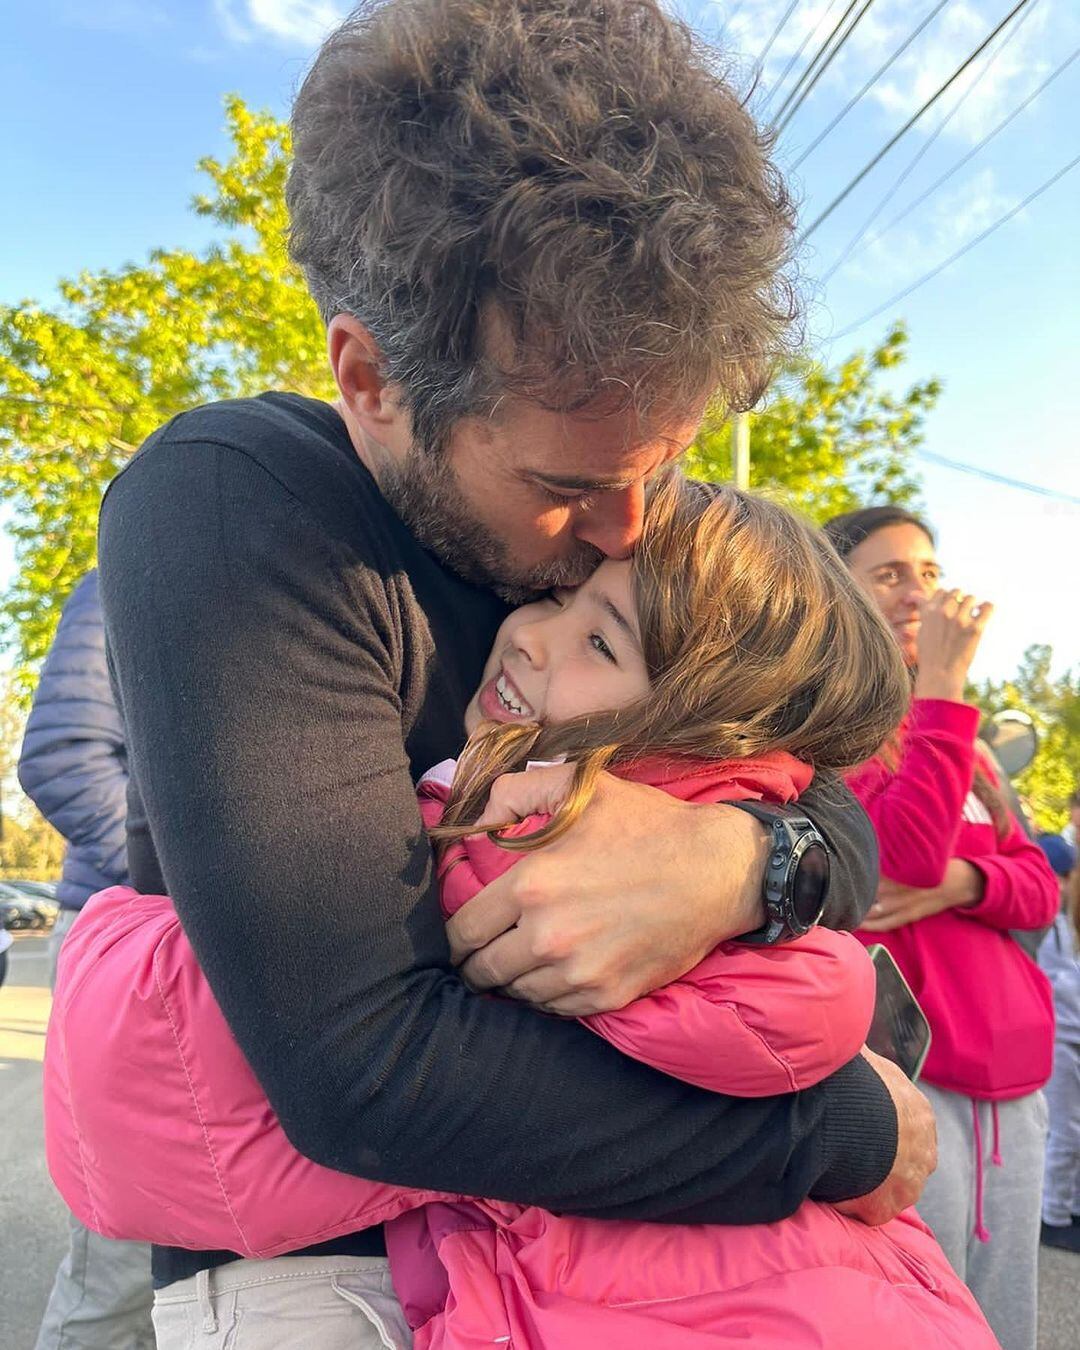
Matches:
[151,1256,412,1349]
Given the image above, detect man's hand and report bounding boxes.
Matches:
[445,767,768,1016]
[861,859,984,932]
[834,1048,937,1225]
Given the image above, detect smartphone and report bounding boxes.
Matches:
[865,944,932,1082]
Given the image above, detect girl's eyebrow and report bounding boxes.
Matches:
[589,589,641,649]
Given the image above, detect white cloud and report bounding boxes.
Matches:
[838,166,1018,285]
[687,0,1063,146]
[213,0,348,47]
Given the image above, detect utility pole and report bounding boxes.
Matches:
[732,411,751,489]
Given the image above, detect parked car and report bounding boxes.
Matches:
[0,881,58,931]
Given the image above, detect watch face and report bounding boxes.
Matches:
[791,842,829,930]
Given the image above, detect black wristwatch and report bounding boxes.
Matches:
[733,803,831,945]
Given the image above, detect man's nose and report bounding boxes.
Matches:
[572,483,645,559]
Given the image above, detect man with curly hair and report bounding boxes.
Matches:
[91,3,935,1343]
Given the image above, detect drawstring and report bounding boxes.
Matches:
[971,1099,1005,1243]
[971,1100,990,1243]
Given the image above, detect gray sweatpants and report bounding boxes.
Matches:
[916,1082,1047,1350]
[35,908,155,1350]
[1042,1038,1080,1226]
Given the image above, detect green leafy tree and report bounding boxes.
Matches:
[687,323,940,522]
[0,97,330,673]
[970,644,1080,833]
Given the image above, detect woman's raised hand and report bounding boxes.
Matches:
[913,587,993,703]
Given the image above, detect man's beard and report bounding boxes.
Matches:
[379,450,603,603]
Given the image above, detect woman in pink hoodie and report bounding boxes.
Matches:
[47,480,999,1347]
[825,506,1057,1350]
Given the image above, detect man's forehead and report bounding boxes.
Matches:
[505,399,703,480]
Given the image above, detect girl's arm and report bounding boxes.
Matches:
[955,818,1060,933]
[847,699,980,888]
[584,929,876,1096]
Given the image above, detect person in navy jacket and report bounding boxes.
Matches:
[19,569,154,1349]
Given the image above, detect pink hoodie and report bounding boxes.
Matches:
[44,751,997,1348]
[846,699,1057,1100]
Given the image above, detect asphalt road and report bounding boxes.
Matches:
[2,934,1078,1349]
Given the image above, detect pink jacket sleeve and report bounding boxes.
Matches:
[423,781,876,1097]
[957,817,1061,933]
[846,699,981,888]
[584,930,876,1095]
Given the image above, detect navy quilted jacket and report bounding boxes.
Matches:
[18,571,129,909]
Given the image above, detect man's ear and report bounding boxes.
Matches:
[327,314,397,429]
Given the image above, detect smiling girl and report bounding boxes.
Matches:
[46,477,999,1348]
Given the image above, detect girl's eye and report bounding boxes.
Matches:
[590,632,617,663]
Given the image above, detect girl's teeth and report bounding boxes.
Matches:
[495,674,531,716]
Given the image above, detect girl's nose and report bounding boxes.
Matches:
[511,617,549,670]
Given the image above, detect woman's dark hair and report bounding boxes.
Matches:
[822,505,935,560]
[287,0,799,453]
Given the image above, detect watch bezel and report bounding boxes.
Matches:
[738,807,831,945]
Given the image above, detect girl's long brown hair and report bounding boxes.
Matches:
[434,474,911,850]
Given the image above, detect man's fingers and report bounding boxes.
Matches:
[458,926,544,991]
[499,965,576,1006]
[445,871,522,964]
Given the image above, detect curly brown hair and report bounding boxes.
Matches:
[287,0,798,452]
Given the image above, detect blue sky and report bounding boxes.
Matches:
[3,0,1078,682]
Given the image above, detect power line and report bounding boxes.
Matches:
[775,0,884,137]
[914,449,1080,506]
[819,0,1043,282]
[791,0,952,167]
[761,0,843,114]
[856,41,1079,254]
[754,0,805,71]
[830,148,1080,339]
[799,0,1033,243]
[770,0,864,127]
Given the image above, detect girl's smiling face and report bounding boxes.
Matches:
[465,559,651,734]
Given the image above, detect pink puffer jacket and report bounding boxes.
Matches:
[385,757,998,1349]
[43,751,998,1348]
[45,883,450,1257]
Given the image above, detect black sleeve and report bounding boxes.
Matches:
[99,434,896,1224]
[794,775,879,931]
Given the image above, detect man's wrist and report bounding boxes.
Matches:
[705,803,768,941]
[809,1056,899,1204]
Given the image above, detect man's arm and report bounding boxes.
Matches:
[18,571,129,886]
[99,431,901,1224]
[792,774,878,931]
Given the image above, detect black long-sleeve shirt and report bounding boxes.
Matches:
[98,393,896,1287]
